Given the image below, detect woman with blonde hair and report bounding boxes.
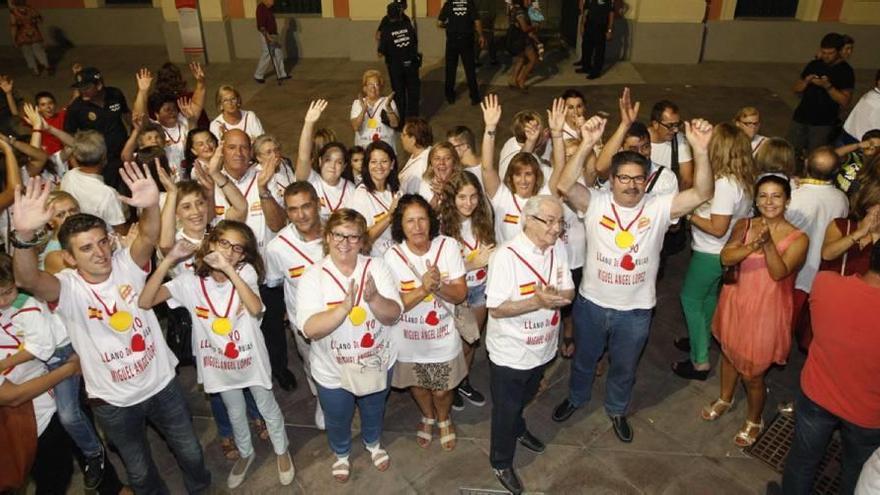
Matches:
[350,70,400,153]
[755,137,796,177]
[209,84,265,140]
[733,106,766,152]
[673,122,759,380]
[418,142,463,208]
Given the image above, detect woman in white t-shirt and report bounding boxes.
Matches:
[384,195,468,451]
[210,85,265,142]
[139,221,294,489]
[673,123,759,381]
[295,209,403,483]
[183,127,217,180]
[350,141,402,256]
[734,106,767,154]
[349,70,399,154]
[296,100,355,219]
[417,142,463,208]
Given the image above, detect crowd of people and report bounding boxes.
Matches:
[0,18,878,495]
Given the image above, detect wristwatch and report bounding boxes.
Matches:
[258,189,273,200]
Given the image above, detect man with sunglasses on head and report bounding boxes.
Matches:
[648,99,693,190]
[551,115,715,444]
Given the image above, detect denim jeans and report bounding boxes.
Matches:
[46,344,103,458]
[489,361,544,469]
[209,389,262,439]
[92,379,211,495]
[568,296,652,415]
[315,371,392,456]
[219,386,289,458]
[783,391,880,495]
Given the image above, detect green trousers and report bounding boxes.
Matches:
[679,251,722,365]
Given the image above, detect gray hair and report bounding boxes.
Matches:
[72,130,107,167]
[522,195,562,220]
[253,134,281,155]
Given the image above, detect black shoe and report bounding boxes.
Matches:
[254,77,266,84]
[587,74,601,80]
[278,75,292,81]
[446,95,456,105]
[574,68,590,74]
[83,449,105,490]
[671,359,710,381]
[274,369,297,391]
[517,430,545,454]
[765,481,782,495]
[552,399,578,423]
[609,415,633,443]
[673,337,691,352]
[452,391,465,411]
[493,467,523,495]
[458,380,486,407]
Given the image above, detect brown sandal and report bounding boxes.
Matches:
[253,419,270,440]
[220,437,239,460]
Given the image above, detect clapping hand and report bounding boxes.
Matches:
[304,99,328,124]
[118,161,160,209]
[580,115,607,147]
[203,251,234,274]
[481,94,502,128]
[422,260,442,293]
[167,239,197,262]
[618,87,640,127]
[535,284,570,309]
[341,279,358,314]
[684,118,713,154]
[547,97,566,135]
[470,244,495,268]
[363,274,379,303]
[13,177,53,235]
[21,102,43,130]
[257,153,279,191]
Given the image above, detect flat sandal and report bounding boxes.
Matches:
[701,398,734,421]
[734,420,764,447]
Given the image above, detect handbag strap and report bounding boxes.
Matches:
[841,219,851,276]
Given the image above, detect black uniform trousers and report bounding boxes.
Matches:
[445,32,480,104]
[387,59,421,119]
[580,18,609,77]
[489,361,545,469]
[259,284,290,378]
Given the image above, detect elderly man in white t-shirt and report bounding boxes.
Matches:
[551,116,715,443]
[485,195,574,495]
[11,167,210,493]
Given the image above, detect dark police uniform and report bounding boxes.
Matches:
[378,12,421,119]
[579,0,614,79]
[65,86,130,190]
[439,0,480,104]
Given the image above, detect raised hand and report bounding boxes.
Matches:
[206,142,224,178]
[580,115,607,147]
[118,161,160,208]
[131,112,146,133]
[167,239,197,261]
[0,76,13,94]
[21,102,43,130]
[257,154,279,190]
[618,87,640,127]
[192,161,215,191]
[136,68,153,92]
[203,251,234,274]
[684,118,713,154]
[481,94,502,128]
[71,63,83,75]
[547,97,566,134]
[304,99,328,124]
[524,120,541,144]
[177,96,197,120]
[189,61,205,83]
[155,163,177,194]
[13,177,53,234]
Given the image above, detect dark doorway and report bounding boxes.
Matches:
[735,0,799,18]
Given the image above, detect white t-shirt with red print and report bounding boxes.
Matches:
[265,224,325,327]
[486,233,574,370]
[164,264,272,394]
[55,249,178,407]
[307,170,354,221]
[384,236,466,364]
[459,219,489,289]
[491,184,552,244]
[579,189,675,310]
[349,185,399,257]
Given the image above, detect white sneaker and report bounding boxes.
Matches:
[315,400,326,430]
[278,451,295,486]
[227,454,255,489]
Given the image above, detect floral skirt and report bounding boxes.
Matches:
[391,352,467,391]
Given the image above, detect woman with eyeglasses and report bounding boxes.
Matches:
[296,100,355,219]
[672,123,758,381]
[350,141,402,256]
[734,107,766,152]
[704,174,808,447]
[210,85,265,141]
[350,70,399,154]
[296,208,403,483]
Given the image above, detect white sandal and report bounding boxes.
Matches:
[437,419,457,451]
[365,443,390,472]
[734,420,764,447]
[701,397,735,421]
[331,456,350,483]
[416,416,435,449]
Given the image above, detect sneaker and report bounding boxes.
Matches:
[452,392,465,411]
[83,449,105,490]
[457,381,486,407]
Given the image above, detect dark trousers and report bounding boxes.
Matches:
[783,391,880,495]
[260,284,289,377]
[445,33,480,103]
[580,20,608,76]
[489,361,544,469]
[387,60,421,120]
[476,15,498,63]
[31,415,74,494]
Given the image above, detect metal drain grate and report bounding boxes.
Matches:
[459,489,514,495]
[746,412,841,494]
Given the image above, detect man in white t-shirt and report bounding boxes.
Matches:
[60,130,126,230]
[786,146,849,345]
[485,195,574,495]
[648,99,693,189]
[265,181,326,428]
[842,70,880,144]
[552,116,715,443]
[11,167,211,493]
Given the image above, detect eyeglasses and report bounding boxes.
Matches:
[216,238,246,254]
[530,215,565,229]
[739,120,760,127]
[614,174,647,185]
[330,231,363,244]
[659,121,682,131]
[221,97,239,104]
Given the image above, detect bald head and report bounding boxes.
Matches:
[806,146,839,181]
[222,130,252,178]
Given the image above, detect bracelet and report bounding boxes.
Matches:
[485,130,496,136]
[10,229,48,249]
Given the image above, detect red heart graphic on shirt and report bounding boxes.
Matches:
[372,133,381,142]
[425,311,440,326]
[620,254,636,271]
[224,342,239,359]
[551,311,559,325]
[360,333,375,348]
[476,269,487,280]
[130,333,146,352]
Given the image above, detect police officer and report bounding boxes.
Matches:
[438,0,485,105]
[378,1,421,120]
[574,0,615,80]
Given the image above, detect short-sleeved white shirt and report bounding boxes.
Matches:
[210,110,265,142]
[463,165,485,187]
[384,236,466,363]
[691,176,752,254]
[295,255,403,390]
[751,134,768,152]
[561,196,586,270]
[787,182,849,292]
[60,168,126,227]
[307,170,354,221]
[651,133,692,169]
[265,224,325,327]
[349,184,398,256]
[601,162,678,197]
[579,190,675,310]
[55,249,178,407]
[156,113,190,177]
[213,164,287,257]
[164,264,272,393]
[399,146,430,194]
[844,88,880,141]
[486,233,573,370]
[491,184,551,244]
[350,97,398,154]
[458,219,489,288]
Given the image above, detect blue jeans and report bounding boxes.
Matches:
[92,379,211,495]
[568,296,652,415]
[46,344,103,458]
[783,391,880,495]
[315,372,392,456]
[209,390,262,439]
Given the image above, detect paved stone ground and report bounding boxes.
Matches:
[3,45,876,494]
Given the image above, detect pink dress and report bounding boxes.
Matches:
[712,226,804,378]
